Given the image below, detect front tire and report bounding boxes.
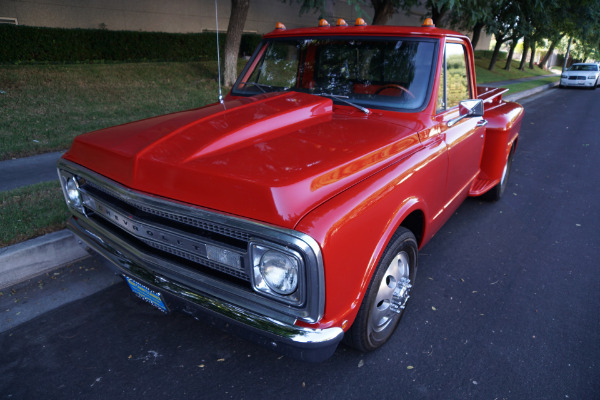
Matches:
[344,228,417,352]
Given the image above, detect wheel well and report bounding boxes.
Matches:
[399,210,424,247]
[510,137,518,155]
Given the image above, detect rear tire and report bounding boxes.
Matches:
[484,147,514,201]
[344,228,417,352]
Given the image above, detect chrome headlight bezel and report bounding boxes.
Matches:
[250,242,305,306]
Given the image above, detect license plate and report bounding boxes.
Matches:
[124,276,168,313]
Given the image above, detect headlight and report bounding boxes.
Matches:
[65,176,82,208]
[588,75,596,79]
[259,251,298,294]
[251,243,303,304]
[58,171,87,213]
[561,74,568,79]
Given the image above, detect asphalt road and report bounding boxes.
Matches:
[1,88,599,399]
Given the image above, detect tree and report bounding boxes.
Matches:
[224,0,250,87]
[445,0,493,48]
[538,34,563,69]
[485,0,522,70]
[282,0,370,22]
[371,0,398,25]
[518,36,530,70]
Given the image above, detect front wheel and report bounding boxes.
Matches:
[344,228,417,352]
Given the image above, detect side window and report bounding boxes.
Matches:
[437,42,471,112]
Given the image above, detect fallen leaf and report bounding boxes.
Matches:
[217,358,225,362]
[407,366,414,370]
[358,359,364,368]
[432,306,437,311]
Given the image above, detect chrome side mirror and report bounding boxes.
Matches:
[447,99,484,127]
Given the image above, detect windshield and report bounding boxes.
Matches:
[232,37,438,111]
[570,64,599,71]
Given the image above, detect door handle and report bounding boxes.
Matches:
[476,119,488,127]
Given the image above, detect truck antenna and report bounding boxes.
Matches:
[214,0,224,104]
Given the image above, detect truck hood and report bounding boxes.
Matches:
[64,91,422,228]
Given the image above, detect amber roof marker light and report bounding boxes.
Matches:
[318,19,330,27]
[355,18,367,26]
[275,22,286,30]
[422,18,435,27]
[336,18,348,26]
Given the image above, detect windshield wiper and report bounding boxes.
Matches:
[242,82,281,93]
[314,93,371,115]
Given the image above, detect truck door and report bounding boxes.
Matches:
[435,41,485,203]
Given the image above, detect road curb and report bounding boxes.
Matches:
[505,81,559,102]
[0,229,89,290]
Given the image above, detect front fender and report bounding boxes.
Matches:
[295,143,447,329]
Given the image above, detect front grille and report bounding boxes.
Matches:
[58,158,325,323]
[80,179,251,282]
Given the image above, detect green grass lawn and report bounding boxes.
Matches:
[0,181,70,247]
[0,61,222,160]
[474,51,557,84]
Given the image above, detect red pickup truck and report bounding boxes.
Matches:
[58,19,523,361]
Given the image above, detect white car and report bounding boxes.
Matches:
[560,63,600,89]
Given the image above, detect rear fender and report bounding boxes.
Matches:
[478,101,523,183]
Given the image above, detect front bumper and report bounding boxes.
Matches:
[68,216,344,362]
[560,78,596,87]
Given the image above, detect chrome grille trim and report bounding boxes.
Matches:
[85,179,250,241]
[57,158,326,323]
[81,193,249,280]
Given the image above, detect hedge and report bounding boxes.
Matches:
[0,25,262,63]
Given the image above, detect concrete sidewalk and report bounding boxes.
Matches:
[0,151,64,192]
[0,78,558,292]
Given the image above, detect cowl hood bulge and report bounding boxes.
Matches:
[63,91,422,228]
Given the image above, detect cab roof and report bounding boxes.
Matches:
[263,23,466,40]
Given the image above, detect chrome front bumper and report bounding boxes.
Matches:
[68,216,344,362]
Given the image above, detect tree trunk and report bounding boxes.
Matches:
[371,0,394,25]
[431,4,449,27]
[488,39,504,71]
[519,37,530,71]
[504,40,518,70]
[529,42,536,69]
[224,0,250,87]
[471,22,485,49]
[539,36,562,70]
